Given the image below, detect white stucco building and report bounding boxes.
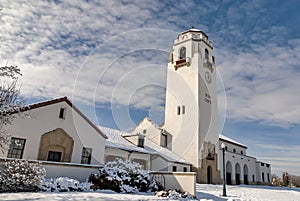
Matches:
[0,28,271,185]
[134,28,271,184]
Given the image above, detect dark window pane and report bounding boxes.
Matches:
[7,137,26,159]
[81,147,92,164]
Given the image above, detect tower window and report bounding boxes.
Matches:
[182,105,185,114]
[161,133,168,147]
[177,106,181,115]
[233,148,236,153]
[179,47,186,59]
[172,166,177,172]
[205,49,209,60]
[59,108,66,119]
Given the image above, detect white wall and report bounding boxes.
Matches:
[164,30,219,168]
[256,162,272,183]
[0,158,101,182]
[1,101,106,165]
[105,147,151,170]
[150,155,190,172]
[217,141,257,183]
[217,140,272,184]
[134,118,161,146]
[150,171,196,196]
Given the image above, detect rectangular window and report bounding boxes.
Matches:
[172,166,177,172]
[81,147,92,164]
[261,162,264,166]
[47,151,62,162]
[267,173,270,182]
[182,105,185,114]
[262,172,265,182]
[177,106,181,115]
[183,167,187,172]
[138,137,144,147]
[161,133,168,147]
[7,137,26,159]
[252,175,255,182]
[59,108,66,119]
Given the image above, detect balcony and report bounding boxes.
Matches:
[174,58,190,70]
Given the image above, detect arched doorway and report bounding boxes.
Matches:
[226,161,232,185]
[235,163,241,185]
[243,165,249,185]
[207,166,212,184]
[38,128,74,162]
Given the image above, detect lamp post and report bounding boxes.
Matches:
[221,143,227,197]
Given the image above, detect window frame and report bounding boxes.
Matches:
[47,151,62,162]
[81,147,92,164]
[179,47,186,59]
[205,49,209,60]
[137,136,145,147]
[7,137,26,159]
[161,133,168,147]
[59,107,66,119]
[177,106,181,115]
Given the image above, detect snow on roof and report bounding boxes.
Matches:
[99,126,190,165]
[99,126,149,154]
[144,140,190,165]
[219,134,247,148]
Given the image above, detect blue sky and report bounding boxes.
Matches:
[1,0,300,176]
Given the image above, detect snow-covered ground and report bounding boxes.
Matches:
[1,184,300,201]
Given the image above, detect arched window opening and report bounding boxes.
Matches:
[243,165,249,185]
[179,47,186,59]
[226,161,232,185]
[235,163,241,185]
[205,49,209,60]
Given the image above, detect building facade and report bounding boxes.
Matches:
[0,29,271,185]
[135,28,271,184]
[0,97,107,165]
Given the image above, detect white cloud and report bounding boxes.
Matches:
[217,40,300,126]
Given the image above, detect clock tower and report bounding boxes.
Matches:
[164,29,220,183]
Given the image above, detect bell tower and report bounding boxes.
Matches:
[164,29,220,183]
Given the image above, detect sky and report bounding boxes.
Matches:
[0,0,300,176]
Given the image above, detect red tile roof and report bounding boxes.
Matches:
[14,96,107,139]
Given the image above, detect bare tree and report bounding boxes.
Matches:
[0,64,25,151]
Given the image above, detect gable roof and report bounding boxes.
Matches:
[100,126,149,154]
[16,97,107,139]
[219,134,247,148]
[100,126,190,165]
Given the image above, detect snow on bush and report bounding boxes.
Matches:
[41,177,92,192]
[0,159,46,192]
[155,189,195,199]
[89,158,158,193]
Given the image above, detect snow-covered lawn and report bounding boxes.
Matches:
[1,184,300,201]
[197,184,300,201]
